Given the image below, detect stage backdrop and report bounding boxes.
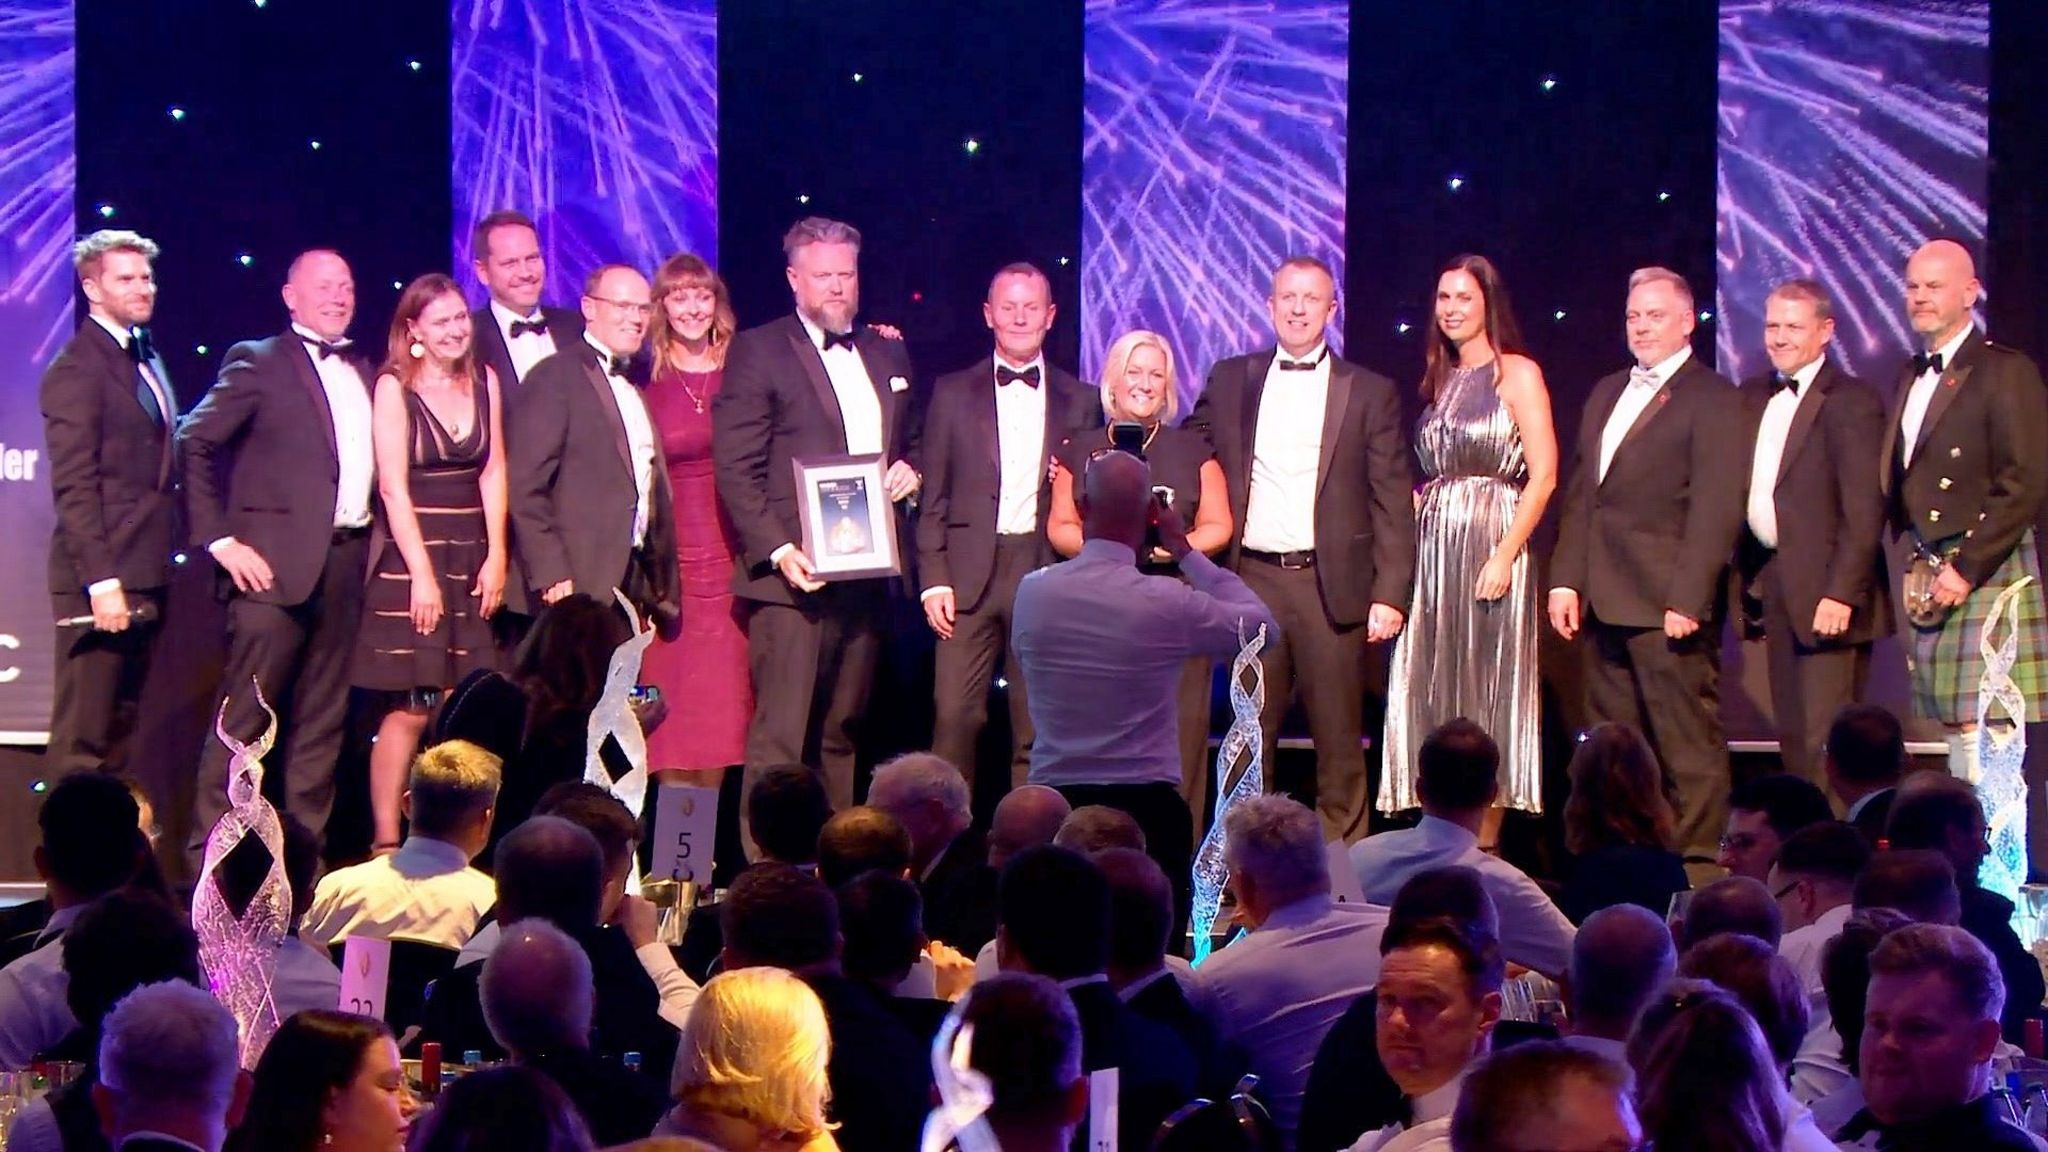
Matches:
[0,2,75,740]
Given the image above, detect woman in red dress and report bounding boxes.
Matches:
[640,254,751,781]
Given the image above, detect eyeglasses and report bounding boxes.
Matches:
[1772,880,1802,901]
[586,295,653,317]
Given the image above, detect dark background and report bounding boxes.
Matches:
[0,0,2036,877]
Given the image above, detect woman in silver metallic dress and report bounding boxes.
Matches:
[1379,255,1558,844]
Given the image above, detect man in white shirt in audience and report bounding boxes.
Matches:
[1561,903,1676,1064]
[1772,821,1872,1102]
[302,740,500,949]
[1348,916,1504,1151]
[1349,719,1575,978]
[1192,795,1387,1147]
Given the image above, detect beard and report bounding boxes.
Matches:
[805,298,858,334]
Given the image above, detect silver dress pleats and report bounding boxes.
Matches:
[1379,360,1542,813]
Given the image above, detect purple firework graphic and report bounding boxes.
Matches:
[1082,0,1347,408]
[1715,0,1989,385]
[451,0,717,302]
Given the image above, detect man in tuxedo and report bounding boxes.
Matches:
[39,230,180,777]
[468,209,584,392]
[1190,256,1415,842]
[180,249,377,846]
[1549,267,1745,862]
[508,263,679,627]
[713,217,919,816]
[1735,278,1891,785]
[1881,239,2048,786]
[918,264,1098,789]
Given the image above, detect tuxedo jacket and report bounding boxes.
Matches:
[915,358,1099,610]
[507,340,680,622]
[1736,358,1894,648]
[1189,348,1416,625]
[1879,329,2048,586]
[711,314,915,605]
[177,331,375,607]
[470,301,583,394]
[1552,354,1745,628]
[40,319,180,595]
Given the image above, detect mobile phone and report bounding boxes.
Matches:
[628,685,662,707]
[1110,421,1147,457]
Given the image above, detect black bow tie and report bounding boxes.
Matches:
[508,317,549,340]
[1772,372,1798,394]
[997,364,1041,388]
[300,334,349,360]
[127,327,155,364]
[1278,348,1326,372]
[1912,350,1946,377]
[599,351,633,378]
[821,329,858,352]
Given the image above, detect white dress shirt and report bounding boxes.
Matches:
[83,313,177,597]
[1598,345,1691,482]
[994,353,1050,536]
[300,837,495,950]
[0,904,85,1069]
[491,299,559,382]
[1784,902,1855,1103]
[290,323,375,529]
[1347,1068,1466,1151]
[1899,322,1974,467]
[1746,356,1826,548]
[1242,344,1331,554]
[1348,815,1577,978]
[1780,902,1852,998]
[797,314,885,456]
[1190,895,1390,1142]
[585,333,659,546]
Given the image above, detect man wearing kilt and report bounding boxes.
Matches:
[1881,240,2048,789]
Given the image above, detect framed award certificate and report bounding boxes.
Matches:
[792,453,902,580]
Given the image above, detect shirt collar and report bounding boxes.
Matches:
[35,902,88,946]
[394,836,473,872]
[797,311,852,351]
[1927,322,1975,371]
[1411,1065,1470,1125]
[1058,974,1111,992]
[994,351,1047,382]
[1812,901,1854,936]
[1637,344,1693,386]
[1845,787,1891,820]
[1077,538,1138,567]
[88,312,133,348]
[1258,892,1334,932]
[582,331,624,374]
[1272,343,1329,371]
[1415,814,1481,852]
[490,298,546,332]
[1784,354,1826,395]
[289,322,349,350]
[1117,966,1176,1002]
[120,1132,209,1152]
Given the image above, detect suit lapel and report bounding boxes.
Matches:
[856,338,898,458]
[784,323,848,451]
[1582,372,1627,486]
[1606,367,1679,481]
[142,350,176,488]
[579,349,635,479]
[1878,364,1912,498]
[285,332,341,464]
[1776,369,1830,489]
[977,366,1005,475]
[1317,359,1357,496]
[1907,333,1979,464]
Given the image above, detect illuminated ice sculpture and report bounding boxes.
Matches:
[1192,623,1268,967]
[1976,579,2031,914]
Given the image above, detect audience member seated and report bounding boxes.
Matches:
[1556,724,1689,924]
[1852,849,1961,925]
[213,814,339,1022]
[1834,923,2042,1149]
[227,1010,417,1152]
[1885,776,2046,1043]
[1447,1041,1641,1152]
[1628,979,1833,1152]
[1768,821,1870,1102]
[0,774,146,1069]
[1823,704,1907,845]
[0,780,156,970]
[1676,877,1783,951]
[748,763,834,871]
[480,918,668,1146]
[1096,847,1241,1097]
[1347,916,1505,1151]
[1192,795,1387,1146]
[1677,934,1811,1080]
[1055,805,1147,855]
[656,966,839,1152]
[835,870,956,1032]
[1807,908,1915,1136]
[89,982,248,1152]
[407,1064,595,1152]
[418,816,678,1085]
[1561,903,1675,1064]
[8,890,202,1152]
[720,863,931,1152]
[956,974,1089,1152]
[867,752,995,953]
[816,807,913,888]
[997,845,1197,1151]
[302,740,499,949]
[1719,774,1834,883]
[1349,719,1576,978]
[971,786,1076,980]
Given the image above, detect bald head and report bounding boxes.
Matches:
[989,785,1071,869]
[1905,239,1981,348]
[1076,449,1151,550]
[481,919,594,1057]
[1569,904,1676,1041]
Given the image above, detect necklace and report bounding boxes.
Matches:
[669,353,715,413]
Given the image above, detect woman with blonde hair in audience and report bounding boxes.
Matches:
[656,967,839,1151]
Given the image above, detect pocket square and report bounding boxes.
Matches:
[889,375,909,393]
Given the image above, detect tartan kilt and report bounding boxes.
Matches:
[1908,529,2048,725]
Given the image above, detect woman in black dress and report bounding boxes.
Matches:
[1046,329,1232,823]
[1557,722,1692,924]
[354,273,508,852]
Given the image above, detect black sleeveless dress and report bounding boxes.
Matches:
[353,382,498,692]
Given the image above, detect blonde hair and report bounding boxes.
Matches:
[407,739,503,837]
[73,230,159,280]
[1098,330,1179,424]
[651,253,737,369]
[674,968,834,1140]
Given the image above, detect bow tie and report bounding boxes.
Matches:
[127,327,155,364]
[1772,372,1798,395]
[508,317,549,340]
[301,334,350,360]
[598,351,634,378]
[997,364,1041,388]
[1278,348,1326,372]
[820,329,858,352]
[1912,350,1946,377]
[1628,365,1660,390]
